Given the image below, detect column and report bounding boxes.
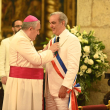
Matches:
[45,0,61,38]
[0,0,2,40]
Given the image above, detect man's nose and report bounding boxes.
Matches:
[19,25,22,29]
[50,24,53,28]
[37,31,40,35]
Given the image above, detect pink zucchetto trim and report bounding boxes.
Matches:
[23,15,38,22]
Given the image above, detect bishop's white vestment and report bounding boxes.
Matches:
[2,30,54,110]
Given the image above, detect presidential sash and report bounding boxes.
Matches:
[50,37,81,110]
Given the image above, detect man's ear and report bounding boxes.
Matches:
[12,27,14,32]
[62,21,65,26]
[29,27,33,31]
[12,27,15,34]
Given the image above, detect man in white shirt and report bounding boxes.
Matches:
[45,12,81,110]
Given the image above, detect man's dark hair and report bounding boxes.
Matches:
[12,19,21,27]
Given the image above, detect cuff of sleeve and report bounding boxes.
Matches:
[38,50,43,53]
[0,72,7,79]
[0,75,7,79]
[62,82,72,90]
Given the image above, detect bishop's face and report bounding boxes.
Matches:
[30,22,40,41]
[49,14,64,36]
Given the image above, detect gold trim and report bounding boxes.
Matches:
[0,0,2,39]
[41,0,44,35]
[72,0,76,26]
[64,0,67,14]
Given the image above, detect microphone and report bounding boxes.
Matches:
[55,37,59,55]
[56,37,59,42]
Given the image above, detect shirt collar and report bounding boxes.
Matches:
[9,35,14,41]
[20,30,32,42]
[58,29,69,39]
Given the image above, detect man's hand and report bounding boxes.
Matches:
[58,85,68,98]
[1,76,7,85]
[49,42,59,53]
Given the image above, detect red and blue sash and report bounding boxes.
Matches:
[68,76,81,110]
[50,37,81,110]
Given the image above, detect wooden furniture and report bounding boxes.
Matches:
[78,100,110,110]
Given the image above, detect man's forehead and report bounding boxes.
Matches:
[50,14,59,19]
[49,15,59,22]
[36,22,40,28]
[15,20,22,24]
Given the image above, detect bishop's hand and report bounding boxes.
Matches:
[49,42,59,53]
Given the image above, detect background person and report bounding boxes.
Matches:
[0,19,22,90]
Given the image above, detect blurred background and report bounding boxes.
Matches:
[1,0,110,107]
[1,0,76,50]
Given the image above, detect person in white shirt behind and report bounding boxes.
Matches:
[0,19,22,90]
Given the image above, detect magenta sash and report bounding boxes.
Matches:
[9,66,43,79]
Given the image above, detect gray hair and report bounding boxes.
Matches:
[50,12,68,27]
[22,20,40,30]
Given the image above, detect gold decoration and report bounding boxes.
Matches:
[45,0,61,38]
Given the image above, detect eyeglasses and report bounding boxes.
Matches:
[14,25,22,28]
